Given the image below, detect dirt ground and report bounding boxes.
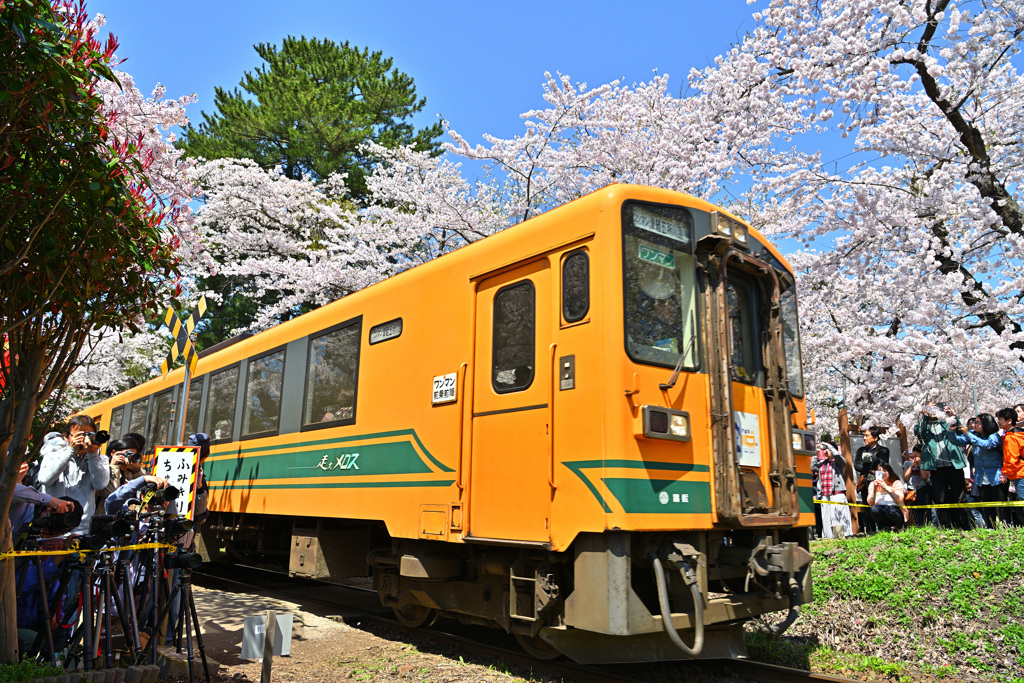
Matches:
[160,586,542,683]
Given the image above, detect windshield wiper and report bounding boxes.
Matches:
[660,311,697,391]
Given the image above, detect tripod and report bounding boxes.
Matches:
[63,549,145,671]
[139,564,210,683]
[14,554,57,663]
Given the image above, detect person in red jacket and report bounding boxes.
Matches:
[996,407,1024,526]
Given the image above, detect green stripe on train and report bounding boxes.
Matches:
[602,478,713,514]
[208,429,454,474]
[798,484,815,513]
[207,479,455,490]
[562,460,710,514]
[206,439,438,484]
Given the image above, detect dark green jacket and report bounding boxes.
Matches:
[914,416,968,471]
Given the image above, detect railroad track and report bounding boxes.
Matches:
[193,564,859,683]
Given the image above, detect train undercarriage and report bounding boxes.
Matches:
[197,512,812,663]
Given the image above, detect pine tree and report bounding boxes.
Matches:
[180,36,443,200]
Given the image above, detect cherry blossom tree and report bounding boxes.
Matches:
[184,147,506,335]
[683,0,1024,429]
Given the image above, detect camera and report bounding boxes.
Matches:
[127,450,142,464]
[83,430,110,446]
[89,514,133,541]
[27,498,83,536]
[161,516,194,541]
[164,550,202,570]
[143,483,179,504]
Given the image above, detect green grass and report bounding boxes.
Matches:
[747,524,1024,682]
[0,659,63,682]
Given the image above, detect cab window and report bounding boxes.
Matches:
[780,287,805,397]
[726,277,758,384]
[622,202,699,370]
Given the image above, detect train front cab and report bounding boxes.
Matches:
[421,190,815,663]
[342,187,814,663]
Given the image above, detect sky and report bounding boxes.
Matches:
[90,0,760,150]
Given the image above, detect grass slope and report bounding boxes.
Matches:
[748,524,1024,682]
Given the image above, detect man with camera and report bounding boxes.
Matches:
[11,461,75,535]
[915,401,972,530]
[38,415,110,535]
[97,436,147,514]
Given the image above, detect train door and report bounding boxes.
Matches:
[468,260,552,543]
[704,247,798,526]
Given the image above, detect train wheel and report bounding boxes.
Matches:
[392,603,437,628]
[514,633,560,660]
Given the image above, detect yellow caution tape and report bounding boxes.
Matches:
[814,498,1024,509]
[0,541,177,561]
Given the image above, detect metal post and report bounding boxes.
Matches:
[176,363,192,446]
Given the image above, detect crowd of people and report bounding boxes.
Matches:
[812,402,1024,538]
[8,414,211,665]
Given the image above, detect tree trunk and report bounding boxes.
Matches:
[0,531,18,663]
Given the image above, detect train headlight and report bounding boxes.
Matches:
[713,212,750,249]
[670,414,690,438]
[640,405,692,442]
[791,429,816,455]
[733,221,749,246]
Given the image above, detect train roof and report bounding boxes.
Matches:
[84,184,792,412]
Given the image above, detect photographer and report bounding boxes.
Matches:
[37,415,110,535]
[97,436,147,514]
[11,461,74,535]
[104,474,171,518]
[915,402,972,530]
[854,425,889,534]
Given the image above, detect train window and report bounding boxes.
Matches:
[147,389,175,452]
[780,287,805,397]
[622,203,698,371]
[206,365,239,442]
[303,319,361,429]
[109,406,124,442]
[183,377,204,439]
[726,279,758,383]
[562,250,589,323]
[126,397,149,440]
[492,281,535,393]
[243,348,286,437]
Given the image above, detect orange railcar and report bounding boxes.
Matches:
[84,185,815,662]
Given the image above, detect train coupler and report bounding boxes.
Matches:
[746,538,811,638]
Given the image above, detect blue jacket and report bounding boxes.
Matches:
[965,431,1003,486]
[105,477,150,517]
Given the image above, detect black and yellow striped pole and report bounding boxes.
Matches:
[160,296,208,444]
